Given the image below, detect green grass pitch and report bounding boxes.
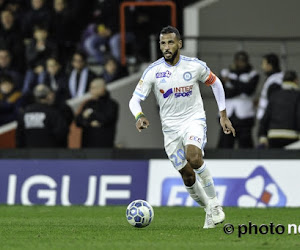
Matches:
[0,206,299,249]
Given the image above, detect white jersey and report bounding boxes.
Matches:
[133,55,215,131]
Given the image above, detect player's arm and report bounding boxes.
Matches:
[129,69,153,132]
[129,95,149,132]
[206,71,236,137]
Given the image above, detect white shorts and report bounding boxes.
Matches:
[163,120,207,171]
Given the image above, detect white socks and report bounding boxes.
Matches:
[185,179,208,207]
[194,162,217,199]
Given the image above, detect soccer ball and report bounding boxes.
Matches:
[126,200,154,228]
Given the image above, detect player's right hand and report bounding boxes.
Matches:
[136,117,150,132]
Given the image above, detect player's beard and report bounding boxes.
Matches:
[164,49,178,64]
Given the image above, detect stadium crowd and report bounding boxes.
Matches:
[0,0,128,148]
[219,52,300,149]
[0,0,299,149]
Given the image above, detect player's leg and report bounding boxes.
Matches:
[185,144,225,225]
[178,162,208,208]
[164,131,209,209]
[185,145,216,198]
[179,162,215,229]
[183,120,225,225]
[164,130,216,229]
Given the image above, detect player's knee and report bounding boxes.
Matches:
[179,164,196,186]
[181,173,195,187]
[186,151,203,169]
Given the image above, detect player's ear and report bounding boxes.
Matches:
[178,40,182,49]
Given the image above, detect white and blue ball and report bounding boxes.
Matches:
[126,200,154,228]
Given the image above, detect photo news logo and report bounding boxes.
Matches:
[223,222,300,237]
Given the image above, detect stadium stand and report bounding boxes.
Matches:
[0,0,299,149]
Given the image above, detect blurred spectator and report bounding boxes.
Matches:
[257,53,283,120]
[50,0,77,64]
[258,71,300,148]
[0,74,23,125]
[101,57,122,83]
[68,51,96,98]
[43,57,70,104]
[23,25,57,93]
[218,51,259,148]
[26,25,57,70]
[5,0,26,25]
[0,48,22,88]
[89,0,120,62]
[43,57,66,91]
[84,0,135,65]
[22,0,51,38]
[39,57,74,145]
[83,23,115,65]
[76,78,118,148]
[16,84,68,148]
[0,9,25,72]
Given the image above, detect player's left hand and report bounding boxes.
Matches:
[136,117,150,132]
[220,117,236,137]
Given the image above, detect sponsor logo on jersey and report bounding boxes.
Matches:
[189,135,201,143]
[160,85,193,98]
[183,72,192,81]
[156,70,172,78]
[136,79,143,91]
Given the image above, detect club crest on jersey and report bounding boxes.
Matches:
[183,72,192,81]
[156,70,172,79]
[160,85,193,98]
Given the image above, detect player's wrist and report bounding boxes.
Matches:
[135,112,145,121]
[219,109,227,118]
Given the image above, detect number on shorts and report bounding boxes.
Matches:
[170,149,186,167]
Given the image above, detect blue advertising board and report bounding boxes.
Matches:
[0,160,148,206]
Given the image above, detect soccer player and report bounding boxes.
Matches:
[129,26,235,228]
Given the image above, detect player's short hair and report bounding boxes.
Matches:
[283,70,298,82]
[160,26,181,40]
[263,53,280,71]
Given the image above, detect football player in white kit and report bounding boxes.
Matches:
[129,26,235,228]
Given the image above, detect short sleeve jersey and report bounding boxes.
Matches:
[133,55,216,131]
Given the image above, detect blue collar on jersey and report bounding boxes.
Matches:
[164,55,182,67]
